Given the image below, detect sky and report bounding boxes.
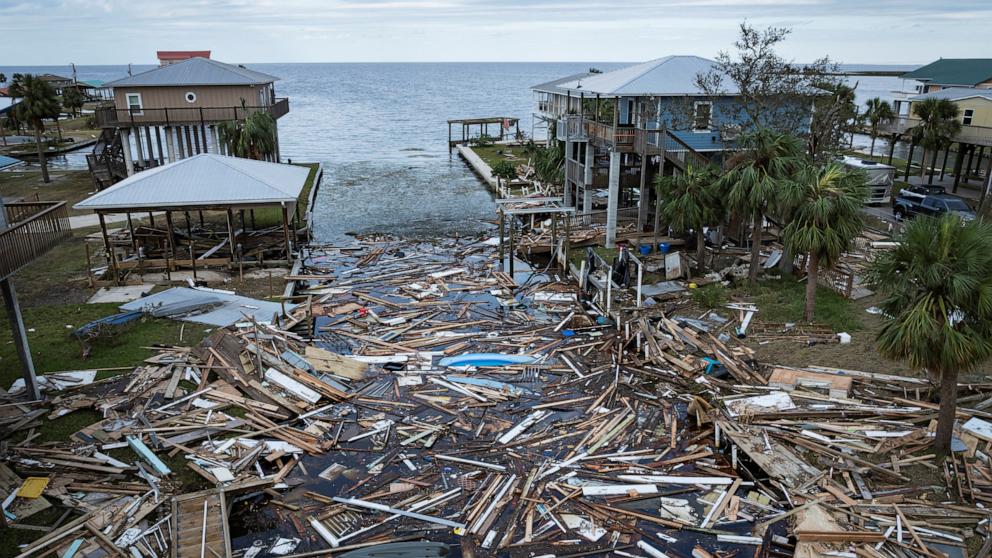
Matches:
[2,0,991,65]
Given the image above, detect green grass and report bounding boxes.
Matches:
[737,278,863,332]
[252,163,320,227]
[691,284,728,309]
[0,303,209,388]
[470,145,528,170]
[0,169,97,216]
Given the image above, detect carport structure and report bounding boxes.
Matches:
[75,153,311,284]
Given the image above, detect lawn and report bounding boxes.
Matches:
[0,302,210,388]
[249,162,320,227]
[0,168,98,216]
[734,277,863,332]
[470,144,529,171]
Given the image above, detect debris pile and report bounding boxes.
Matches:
[1,235,987,558]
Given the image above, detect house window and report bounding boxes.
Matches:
[126,93,143,115]
[963,109,974,126]
[693,102,712,131]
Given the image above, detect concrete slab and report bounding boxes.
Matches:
[138,270,231,284]
[87,284,156,304]
[243,267,290,280]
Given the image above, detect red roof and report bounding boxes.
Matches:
[157,50,211,60]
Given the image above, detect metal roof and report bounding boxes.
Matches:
[531,72,595,94]
[120,286,288,326]
[902,59,992,86]
[105,57,278,88]
[0,155,24,170]
[910,87,992,103]
[0,97,19,115]
[534,56,735,97]
[74,154,310,211]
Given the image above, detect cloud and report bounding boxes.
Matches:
[1,0,990,64]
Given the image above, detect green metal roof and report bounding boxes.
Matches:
[902,59,992,86]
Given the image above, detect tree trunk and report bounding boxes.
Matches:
[34,127,50,184]
[0,117,6,146]
[804,251,819,322]
[695,229,706,274]
[933,366,959,462]
[778,243,794,276]
[748,210,762,284]
[55,117,62,143]
[869,135,876,158]
[919,148,928,179]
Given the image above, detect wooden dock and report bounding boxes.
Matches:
[172,489,232,558]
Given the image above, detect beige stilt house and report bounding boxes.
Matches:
[87,57,289,189]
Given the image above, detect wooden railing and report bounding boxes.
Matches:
[94,98,290,127]
[0,202,72,280]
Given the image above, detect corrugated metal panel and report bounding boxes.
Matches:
[549,56,738,97]
[902,59,992,86]
[910,87,992,102]
[105,57,278,87]
[74,154,311,211]
[120,286,290,326]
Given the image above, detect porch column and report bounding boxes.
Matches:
[605,150,620,248]
[133,126,145,168]
[964,145,976,184]
[211,126,220,155]
[281,204,293,260]
[1,278,40,401]
[563,140,573,207]
[121,129,135,176]
[583,143,594,225]
[165,126,176,163]
[274,124,281,163]
[637,154,649,233]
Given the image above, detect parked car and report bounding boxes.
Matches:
[893,191,976,221]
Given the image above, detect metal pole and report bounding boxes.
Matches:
[226,209,237,264]
[498,210,505,269]
[1,278,39,400]
[508,216,515,277]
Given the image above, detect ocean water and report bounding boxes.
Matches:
[0,62,916,239]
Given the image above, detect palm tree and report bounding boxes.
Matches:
[533,141,564,187]
[655,164,722,273]
[864,97,894,159]
[217,101,277,160]
[62,87,84,118]
[780,163,865,321]
[911,98,961,184]
[718,128,804,284]
[9,74,60,184]
[867,214,992,460]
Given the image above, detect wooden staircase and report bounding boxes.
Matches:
[87,127,128,190]
[662,132,713,174]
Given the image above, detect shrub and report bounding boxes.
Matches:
[691,284,728,309]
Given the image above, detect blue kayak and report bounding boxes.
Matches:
[438,353,536,368]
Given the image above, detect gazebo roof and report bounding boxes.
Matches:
[75,154,310,212]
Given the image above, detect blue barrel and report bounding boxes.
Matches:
[639,244,651,256]
[659,242,671,254]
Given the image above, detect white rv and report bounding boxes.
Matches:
[841,156,896,205]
